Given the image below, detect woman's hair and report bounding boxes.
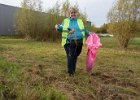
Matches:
[70,7,78,13]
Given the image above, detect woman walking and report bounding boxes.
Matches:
[55,7,90,76]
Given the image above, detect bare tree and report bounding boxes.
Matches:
[61,0,70,17]
[16,0,43,39]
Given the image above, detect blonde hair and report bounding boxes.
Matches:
[70,7,78,13]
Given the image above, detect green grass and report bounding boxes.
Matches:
[0,37,140,100]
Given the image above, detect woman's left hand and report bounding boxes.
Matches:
[69,29,75,35]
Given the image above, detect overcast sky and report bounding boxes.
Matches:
[0,0,115,27]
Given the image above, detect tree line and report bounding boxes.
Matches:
[16,0,140,49]
[16,0,97,41]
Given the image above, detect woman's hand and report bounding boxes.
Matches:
[55,24,59,30]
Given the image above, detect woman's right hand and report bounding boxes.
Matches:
[55,24,59,30]
[55,24,60,30]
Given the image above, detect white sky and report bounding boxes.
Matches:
[0,0,115,27]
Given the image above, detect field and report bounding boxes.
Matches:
[0,37,140,100]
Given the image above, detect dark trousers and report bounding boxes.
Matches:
[64,42,83,75]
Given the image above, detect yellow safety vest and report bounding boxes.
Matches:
[61,18,85,46]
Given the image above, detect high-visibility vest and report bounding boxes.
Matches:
[61,18,85,46]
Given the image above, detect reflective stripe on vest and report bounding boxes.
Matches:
[61,18,70,46]
[61,18,85,46]
[77,19,86,44]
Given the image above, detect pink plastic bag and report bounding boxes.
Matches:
[86,33,102,72]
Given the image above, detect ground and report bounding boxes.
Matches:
[0,37,140,100]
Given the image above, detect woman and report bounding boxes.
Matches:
[55,7,89,76]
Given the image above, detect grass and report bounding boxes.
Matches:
[0,37,140,100]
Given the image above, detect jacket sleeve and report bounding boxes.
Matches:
[85,28,90,36]
[57,22,64,33]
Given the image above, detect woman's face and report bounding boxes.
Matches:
[70,10,77,19]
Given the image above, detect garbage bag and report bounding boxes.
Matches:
[86,33,102,72]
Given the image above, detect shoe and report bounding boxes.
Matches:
[69,73,74,77]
